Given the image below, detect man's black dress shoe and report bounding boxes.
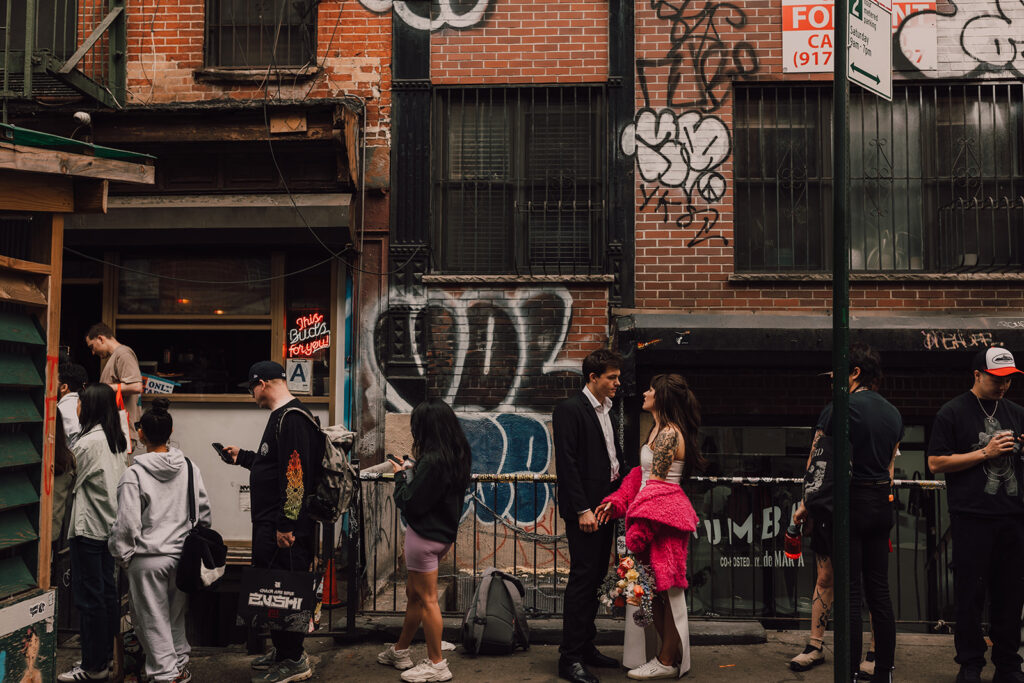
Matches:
[584,649,619,668]
[559,659,600,683]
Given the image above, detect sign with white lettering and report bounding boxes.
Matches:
[783,0,934,75]
[849,0,893,100]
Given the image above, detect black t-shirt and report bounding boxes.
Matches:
[818,390,904,482]
[927,392,1024,517]
[237,399,323,536]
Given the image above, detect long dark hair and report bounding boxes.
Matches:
[78,383,127,454]
[410,398,472,491]
[649,373,706,480]
[139,397,173,446]
[54,419,75,476]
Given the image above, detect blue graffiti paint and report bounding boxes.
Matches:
[458,414,552,525]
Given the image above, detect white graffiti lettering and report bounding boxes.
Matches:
[359,0,492,31]
[247,593,303,610]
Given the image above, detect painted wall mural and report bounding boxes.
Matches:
[358,0,493,31]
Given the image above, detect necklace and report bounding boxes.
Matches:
[976,394,999,426]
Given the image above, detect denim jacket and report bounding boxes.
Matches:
[69,425,128,541]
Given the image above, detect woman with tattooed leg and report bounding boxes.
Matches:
[596,374,704,679]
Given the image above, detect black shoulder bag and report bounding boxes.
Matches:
[175,458,227,593]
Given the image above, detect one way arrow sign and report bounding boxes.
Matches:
[848,0,892,100]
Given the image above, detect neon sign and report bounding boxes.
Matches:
[288,312,330,357]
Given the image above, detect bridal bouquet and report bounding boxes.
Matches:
[598,555,655,627]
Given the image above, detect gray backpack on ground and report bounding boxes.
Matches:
[462,567,530,655]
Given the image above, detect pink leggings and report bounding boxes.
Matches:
[404,526,451,573]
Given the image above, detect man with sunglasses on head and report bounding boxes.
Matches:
[928,346,1024,683]
[221,361,322,683]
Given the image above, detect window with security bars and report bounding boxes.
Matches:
[434,87,609,274]
[734,83,1024,273]
[205,0,316,69]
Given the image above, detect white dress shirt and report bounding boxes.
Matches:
[583,386,619,482]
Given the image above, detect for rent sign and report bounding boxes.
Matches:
[783,0,936,74]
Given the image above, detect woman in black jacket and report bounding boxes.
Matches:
[378,399,472,683]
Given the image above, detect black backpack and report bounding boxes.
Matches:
[462,567,530,656]
[277,407,358,524]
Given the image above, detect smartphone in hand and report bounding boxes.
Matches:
[212,442,232,464]
[386,454,404,467]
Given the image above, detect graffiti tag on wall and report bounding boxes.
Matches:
[358,0,492,31]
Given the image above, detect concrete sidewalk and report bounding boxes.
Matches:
[57,630,967,682]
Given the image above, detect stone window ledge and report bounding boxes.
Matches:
[423,274,614,285]
[730,272,1024,282]
[193,66,321,84]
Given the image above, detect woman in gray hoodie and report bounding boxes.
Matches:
[109,398,212,683]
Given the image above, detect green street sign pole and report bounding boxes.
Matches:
[833,0,852,681]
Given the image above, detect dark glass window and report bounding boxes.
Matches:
[434,87,609,274]
[205,0,316,69]
[735,83,1024,273]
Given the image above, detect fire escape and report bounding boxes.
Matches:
[1,0,126,121]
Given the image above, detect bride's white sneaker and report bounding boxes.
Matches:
[627,656,679,680]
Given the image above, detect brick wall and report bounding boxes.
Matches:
[122,1,391,143]
[430,1,609,84]
[628,0,1024,315]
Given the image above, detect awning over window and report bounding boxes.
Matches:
[67,193,352,241]
[617,313,1024,369]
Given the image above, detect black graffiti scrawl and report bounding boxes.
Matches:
[622,0,759,247]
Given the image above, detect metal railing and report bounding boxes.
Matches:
[347,471,955,632]
[938,196,1024,272]
[0,0,126,113]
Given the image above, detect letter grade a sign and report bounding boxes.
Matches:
[848,0,892,100]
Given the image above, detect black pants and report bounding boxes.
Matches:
[950,513,1024,671]
[70,536,119,672]
[560,519,613,661]
[252,523,315,662]
[849,485,896,674]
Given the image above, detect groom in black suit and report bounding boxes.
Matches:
[554,349,625,683]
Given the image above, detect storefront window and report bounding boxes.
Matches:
[119,257,271,316]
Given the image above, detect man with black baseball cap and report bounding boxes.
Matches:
[222,361,322,683]
[928,346,1024,683]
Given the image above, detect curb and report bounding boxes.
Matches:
[343,616,766,647]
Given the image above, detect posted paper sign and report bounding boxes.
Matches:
[286,358,313,395]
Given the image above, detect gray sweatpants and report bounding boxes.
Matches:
[126,554,190,682]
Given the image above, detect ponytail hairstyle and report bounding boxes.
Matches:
[139,397,173,446]
[649,373,707,480]
[78,383,127,454]
[410,398,472,492]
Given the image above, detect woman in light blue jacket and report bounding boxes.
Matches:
[59,384,128,683]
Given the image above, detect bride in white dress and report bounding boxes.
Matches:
[596,374,704,680]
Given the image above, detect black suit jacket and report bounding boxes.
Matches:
[553,391,624,522]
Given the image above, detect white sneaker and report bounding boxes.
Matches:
[58,665,109,682]
[377,643,415,670]
[400,658,453,682]
[627,656,679,680]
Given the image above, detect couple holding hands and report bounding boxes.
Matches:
[554,350,704,682]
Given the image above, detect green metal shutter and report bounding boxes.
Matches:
[0,310,45,599]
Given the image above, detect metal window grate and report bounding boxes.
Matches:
[434,86,609,275]
[205,0,316,69]
[735,83,1024,273]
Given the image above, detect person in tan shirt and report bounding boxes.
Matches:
[85,322,143,446]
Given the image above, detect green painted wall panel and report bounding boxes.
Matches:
[0,557,35,597]
[0,473,38,512]
[0,394,42,424]
[0,433,39,470]
[0,354,43,388]
[0,509,38,550]
[0,312,44,346]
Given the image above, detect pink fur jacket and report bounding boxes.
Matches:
[601,465,699,592]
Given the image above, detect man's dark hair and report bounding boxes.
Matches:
[85,322,115,340]
[58,362,88,393]
[582,349,623,382]
[850,342,883,389]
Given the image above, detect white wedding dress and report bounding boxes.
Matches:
[622,444,691,677]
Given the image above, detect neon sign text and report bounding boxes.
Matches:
[288,312,330,357]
